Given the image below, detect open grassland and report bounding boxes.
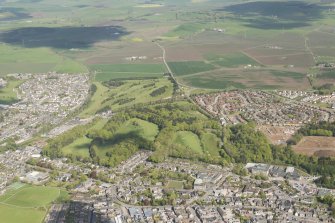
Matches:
[0,79,23,104]
[168,61,216,76]
[63,118,158,159]
[91,64,166,81]
[174,131,203,154]
[293,136,335,157]
[95,118,159,159]
[178,68,309,90]
[62,119,108,158]
[116,118,159,142]
[201,132,221,157]
[0,184,64,223]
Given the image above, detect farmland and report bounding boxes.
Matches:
[0,184,63,223]
[91,64,166,81]
[178,68,309,90]
[168,61,216,76]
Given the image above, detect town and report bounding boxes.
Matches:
[1,145,334,223]
[194,91,335,126]
[0,73,90,143]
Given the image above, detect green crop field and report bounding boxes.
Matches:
[207,53,260,68]
[91,64,166,81]
[179,68,309,90]
[0,45,87,74]
[0,185,63,223]
[174,131,203,154]
[168,61,216,76]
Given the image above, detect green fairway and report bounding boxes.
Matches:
[81,79,173,116]
[91,64,166,81]
[174,131,203,154]
[179,68,309,90]
[0,185,64,223]
[79,82,109,117]
[168,61,216,76]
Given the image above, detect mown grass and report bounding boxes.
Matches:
[0,185,64,223]
[80,78,173,116]
[116,118,159,142]
[174,131,203,154]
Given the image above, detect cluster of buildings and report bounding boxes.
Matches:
[0,72,90,143]
[15,151,332,223]
[277,90,335,109]
[194,91,334,126]
[0,146,41,193]
[125,56,147,61]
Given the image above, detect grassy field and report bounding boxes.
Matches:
[95,118,159,159]
[168,61,216,76]
[62,118,108,158]
[63,118,158,159]
[0,79,22,104]
[174,131,203,154]
[201,133,221,157]
[0,184,63,223]
[116,118,159,142]
[166,180,184,189]
[91,64,166,81]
